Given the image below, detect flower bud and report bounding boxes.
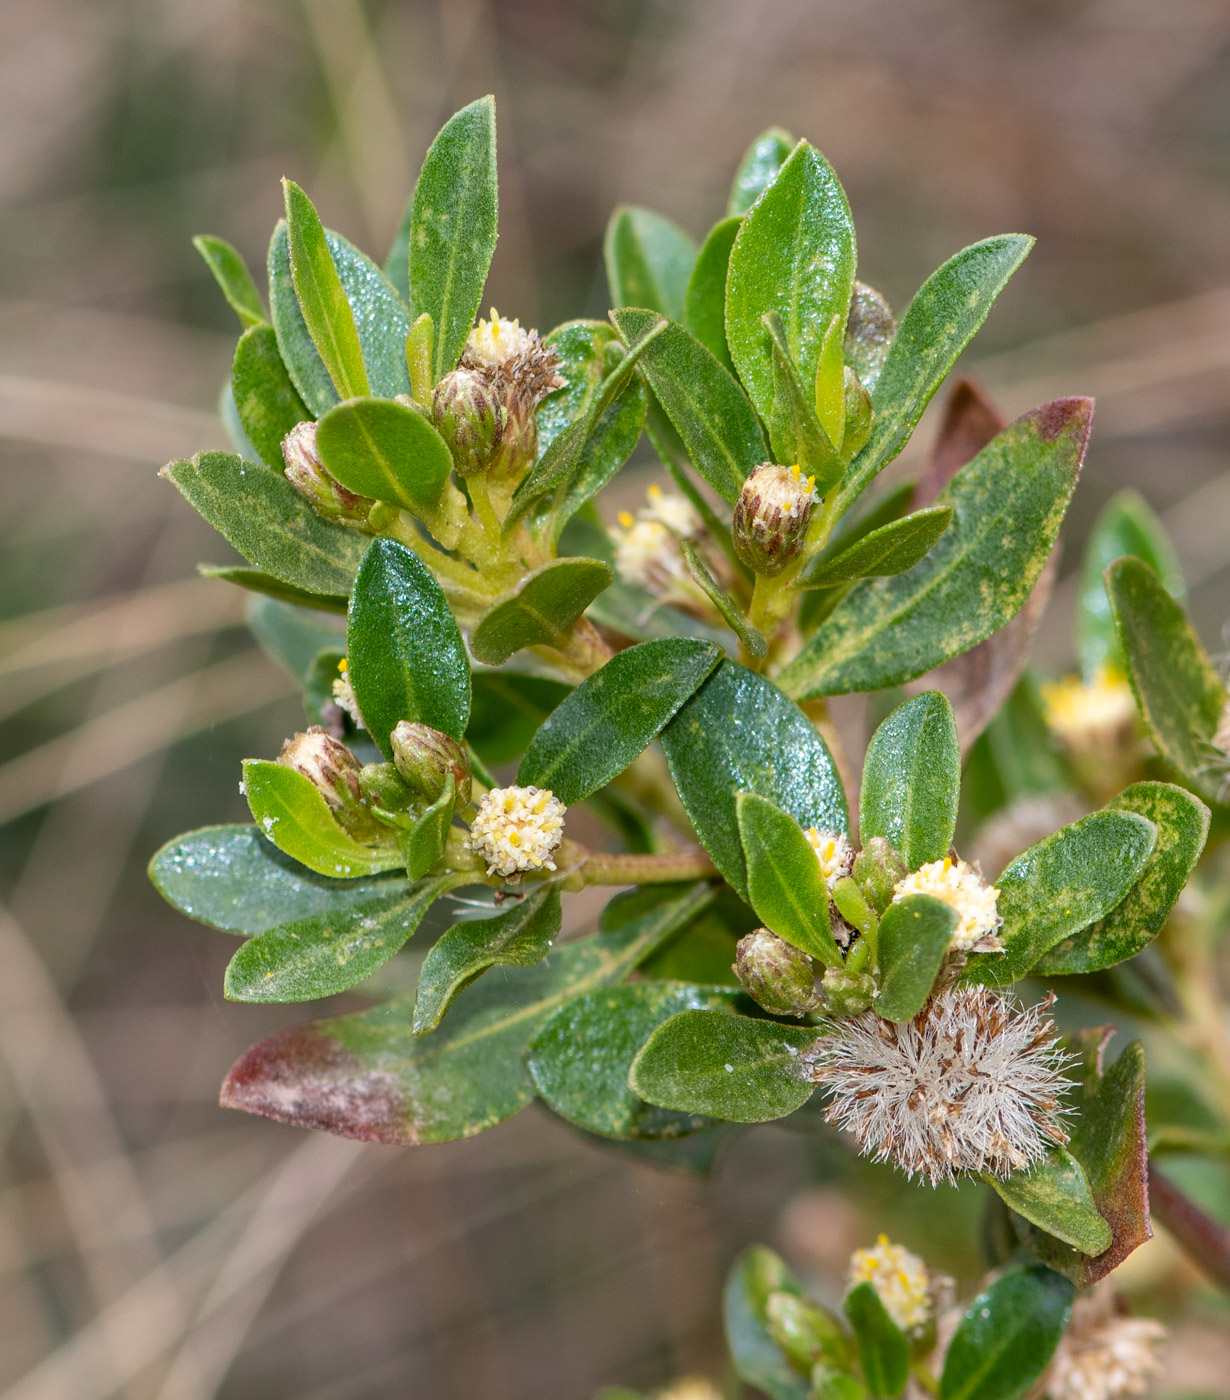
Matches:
[358,762,419,814]
[820,967,876,1016]
[732,463,817,576]
[852,836,909,914]
[431,367,504,476]
[281,420,375,527]
[764,1291,849,1374]
[734,930,818,1016]
[277,726,382,839]
[390,721,471,808]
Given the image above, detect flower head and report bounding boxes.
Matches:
[804,986,1073,1185]
[277,725,380,839]
[469,784,566,879]
[641,482,703,537]
[732,462,819,575]
[462,309,564,403]
[1040,1285,1165,1400]
[332,657,363,729]
[893,856,1001,952]
[847,1235,932,1333]
[1041,666,1137,750]
[806,828,855,891]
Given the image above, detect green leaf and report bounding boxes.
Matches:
[780,399,1090,699]
[761,311,844,495]
[610,308,767,504]
[728,127,794,217]
[225,871,464,1003]
[661,660,848,900]
[844,282,896,393]
[986,1145,1112,1255]
[199,565,348,614]
[798,508,952,588]
[220,881,714,1143]
[230,324,309,471]
[241,759,401,879]
[843,1283,909,1400]
[268,221,412,415]
[1108,556,1227,800]
[469,557,612,666]
[860,691,960,869]
[679,539,766,658]
[684,216,741,369]
[969,809,1157,985]
[406,96,499,379]
[726,140,856,423]
[873,895,958,1023]
[194,234,265,328]
[528,981,738,1139]
[245,595,345,679]
[347,538,471,754]
[838,235,1033,511]
[1038,783,1209,974]
[736,792,841,965]
[468,672,571,765]
[938,1266,1073,1400]
[724,1247,811,1400]
[629,1008,815,1123]
[149,824,404,934]
[604,205,697,322]
[315,396,453,516]
[161,451,367,597]
[517,638,720,803]
[403,774,455,881]
[413,884,561,1033]
[283,179,370,400]
[1077,489,1183,679]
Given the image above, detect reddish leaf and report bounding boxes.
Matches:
[915,376,1006,506]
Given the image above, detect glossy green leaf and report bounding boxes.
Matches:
[199,565,348,614]
[403,774,454,881]
[1038,783,1209,974]
[241,759,401,879]
[220,881,714,1143]
[283,179,370,400]
[781,400,1090,699]
[684,216,740,369]
[873,895,958,1023]
[230,324,309,471]
[246,595,345,679]
[761,312,844,495]
[347,538,471,754]
[726,140,856,423]
[161,451,367,597]
[679,539,765,658]
[604,205,697,322]
[736,792,840,965]
[629,1009,815,1123]
[969,809,1156,985]
[149,824,405,934]
[468,672,571,764]
[610,308,766,504]
[661,660,848,900]
[860,692,959,868]
[413,884,561,1033]
[315,396,453,516]
[225,870,464,1003]
[799,507,952,588]
[1077,489,1183,679]
[837,235,1033,510]
[518,638,720,803]
[194,234,265,328]
[724,1247,810,1400]
[268,221,412,416]
[939,1266,1073,1400]
[844,282,896,393]
[528,981,739,1139]
[843,1283,909,1400]
[1108,556,1227,799]
[469,557,612,666]
[728,127,794,217]
[985,1145,1111,1255]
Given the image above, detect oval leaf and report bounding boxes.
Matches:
[728,128,794,217]
[684,216,741,369]
[873,894,958,1024]
[736,792,840,965]
[347,538,471,754]
[518,638,720,803]
[843,1282,909,1400]
[724,1246,811,1400]
[604,205,697,322]
[799,507,952,588]
[194,234,265,328]
[232,324,309,470]
[316,396,453,516]
[986,1145,1112,1256]
[860,691,960,869]
[469,557,612,666]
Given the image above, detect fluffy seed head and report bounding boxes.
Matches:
[804,986,1073,1186]
[806,828,855,891]
[847,1235,932,1333]
[893,857,1001,952]
[1041,1286,1165,1400]
[1041,666,1137,750]
[469,785,566,879]
[732,463,818,575]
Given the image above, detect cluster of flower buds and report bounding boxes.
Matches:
[432,311,564,481]
[732,462,818,576]
[281,420,376,528]
[276,726,384,841]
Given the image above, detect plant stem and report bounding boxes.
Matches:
[1148,1158,1230,1292]
[557,841,717,886]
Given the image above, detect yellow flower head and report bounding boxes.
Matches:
[805,828,855,891]
[469,785,566,879]
[847,1234,932,1332]
[1040,665,1136,748]
[465,308,538,370]
[892,857,1000,951]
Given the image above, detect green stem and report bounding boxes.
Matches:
[572,845,717,886]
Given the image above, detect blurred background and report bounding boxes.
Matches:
[2,1,1230,1396]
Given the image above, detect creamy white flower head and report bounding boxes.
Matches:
[847,1234,932,1333]
[805,986,1073,1186]
[893,856,1001,952]
[331,658,363,728]
[641,482,702,538]
[1041,1286,1165,1400]
[613,515,688,592]
[1041,666,1137,748]
[469,784,566,879]
[806,828,854,891]
[465,309,538,370]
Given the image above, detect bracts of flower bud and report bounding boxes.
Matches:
[390,721,472,809]
[732,463,818,576]
[277,726,385,841]
[733,929,820,1016]
[281,420,376,528]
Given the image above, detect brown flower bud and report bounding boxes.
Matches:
[734,929,818,1016]
[390,721,471,808]
[732,463,816,576]
[277,726,382,839]
[432,367,504,476]
[281,420,375,527]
